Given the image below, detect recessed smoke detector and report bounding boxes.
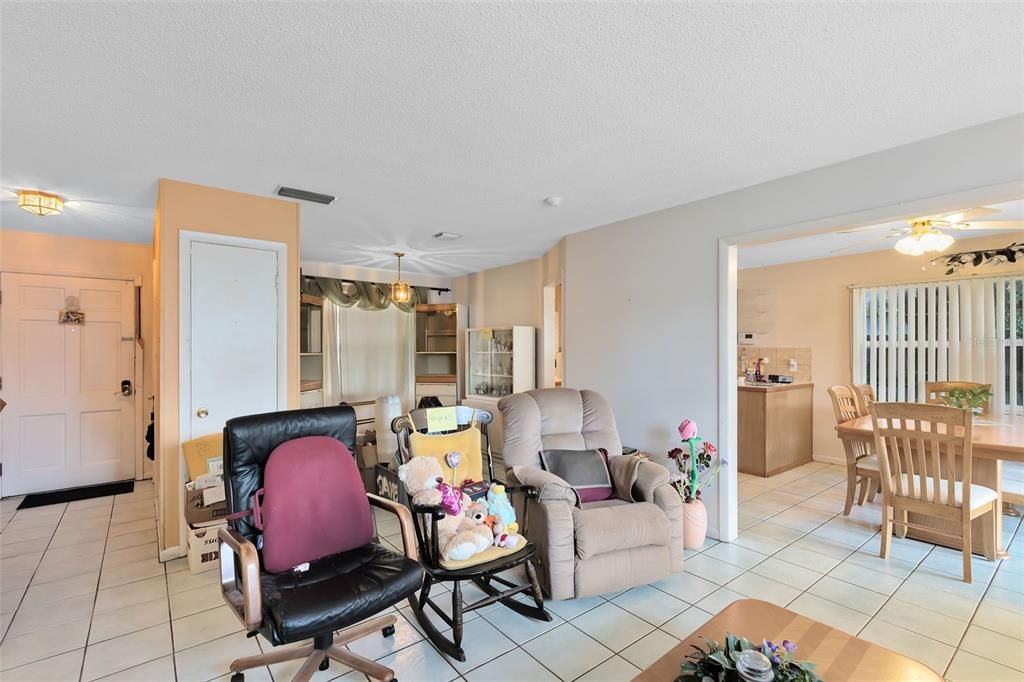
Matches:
[544,196,562,207]
[275,186,336,205]
[433,232,462,240]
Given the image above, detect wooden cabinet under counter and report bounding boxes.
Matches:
[738,382,813,477]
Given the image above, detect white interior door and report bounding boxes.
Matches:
[1,273,136,496]
[183,237,284,441]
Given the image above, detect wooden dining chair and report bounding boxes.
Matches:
[924,381,993,416]
[827,386,880,515]
[870,402,998,583]
[853,384,875,416]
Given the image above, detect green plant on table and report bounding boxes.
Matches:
[941,386,993,413]
[677,633,822,682]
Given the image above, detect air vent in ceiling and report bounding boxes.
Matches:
[433,232,462,240]
[275,186,336,205]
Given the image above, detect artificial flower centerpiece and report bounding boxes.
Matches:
[668,419,724,503]
[677,633,822,682]
[668,419,725,549]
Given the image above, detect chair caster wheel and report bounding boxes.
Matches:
[382,624,396,637]
[318,658,330,671]
[230,674,244,682]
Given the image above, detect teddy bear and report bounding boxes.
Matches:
[463,500,499,548]
[486,482,519,534]
[397,456,490,562]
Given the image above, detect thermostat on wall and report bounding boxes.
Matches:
[738,331,758,346]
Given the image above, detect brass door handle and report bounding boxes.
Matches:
[196,408,209,418]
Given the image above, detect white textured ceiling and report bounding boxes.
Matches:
[2,2,1022,275]
[739,199,1024,269]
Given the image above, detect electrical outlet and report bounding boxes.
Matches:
[789,358,798,372]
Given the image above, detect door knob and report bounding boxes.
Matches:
[196,408,209,418]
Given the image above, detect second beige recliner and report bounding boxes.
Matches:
[498,388,683,600]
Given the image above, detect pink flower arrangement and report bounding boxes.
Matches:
[668,418,726,503]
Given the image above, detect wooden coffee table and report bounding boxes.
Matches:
[633,599,941,682]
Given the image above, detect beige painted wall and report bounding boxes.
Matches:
[153,179,300,555]
[738,231,1024,464]
[452,239,564,387]
[0,229,155,477]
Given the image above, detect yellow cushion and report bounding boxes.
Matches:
[182,433,223,481]
[439,542,527,570]
[409,427,483,486]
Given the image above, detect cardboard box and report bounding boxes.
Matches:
[356,442,378,470]
[187,522,225,574]
[182,433,224,481]
[360,466,376,495]
[184,479,228,527]
[374,463,409,507]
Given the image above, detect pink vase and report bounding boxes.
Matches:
[682,499,708,549]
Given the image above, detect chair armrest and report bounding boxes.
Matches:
[633,460,671,503]
[218,527,262,632]
[510,465,578,505]
[367,493,419,562]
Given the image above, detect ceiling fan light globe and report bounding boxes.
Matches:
[933,232,955,252]
[895,235,925,256]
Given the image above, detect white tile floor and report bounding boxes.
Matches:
[1,465,1022,681]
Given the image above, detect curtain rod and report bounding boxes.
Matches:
[338,278,451,294]
[304,274,450,294]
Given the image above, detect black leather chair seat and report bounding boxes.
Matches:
[259,543,423,645]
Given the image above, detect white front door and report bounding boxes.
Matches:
[0,273,136,496]
[183,237,283,441]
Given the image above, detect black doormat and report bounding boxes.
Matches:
[17,480,135,509]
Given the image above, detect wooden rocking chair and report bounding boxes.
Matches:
[390,406,551,662]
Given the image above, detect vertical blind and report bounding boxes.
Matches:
[852,275,1024,415]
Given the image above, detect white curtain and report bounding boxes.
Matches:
[852,275,1023,415]
[322,299,415,410]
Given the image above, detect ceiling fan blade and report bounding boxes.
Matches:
[837,225,893,234]
[919,206,1000,223]
[949,221,1024,230]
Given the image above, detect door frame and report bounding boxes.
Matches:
[178,231,289,452]
[0,269,145,495]
[715,179,1023,543]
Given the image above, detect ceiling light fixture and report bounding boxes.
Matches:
[18,190,64,217]
[544,196,562,207]
[894,222,955,256]
[391,252,412,304]
[432,232,462,240]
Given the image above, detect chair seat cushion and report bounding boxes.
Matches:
[259,542,422,645]
[857,455,880,472]
[573,501,671,559]
[894,474,998,509]
[439,540,528,570]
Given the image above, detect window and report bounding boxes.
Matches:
[852,275,1023,415]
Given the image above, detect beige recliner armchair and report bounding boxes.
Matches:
[498,388,683,600]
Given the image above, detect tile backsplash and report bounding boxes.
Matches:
[737,346,812,383]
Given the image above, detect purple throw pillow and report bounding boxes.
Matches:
[539,448,613,503]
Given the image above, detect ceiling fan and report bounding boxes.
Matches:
[835,206,1024,256]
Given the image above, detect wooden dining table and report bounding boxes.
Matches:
[836,414,1024,556]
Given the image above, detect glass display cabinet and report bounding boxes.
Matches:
[465,326,536,401]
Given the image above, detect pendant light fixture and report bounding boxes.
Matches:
[17,190,64,217]
[391,252,412,304]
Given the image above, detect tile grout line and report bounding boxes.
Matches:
[78,498,116,682]
[941,511,1024,679]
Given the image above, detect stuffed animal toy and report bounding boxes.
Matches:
[398,457,490,562]
[464,500,499,548]
[486,483,519,534]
